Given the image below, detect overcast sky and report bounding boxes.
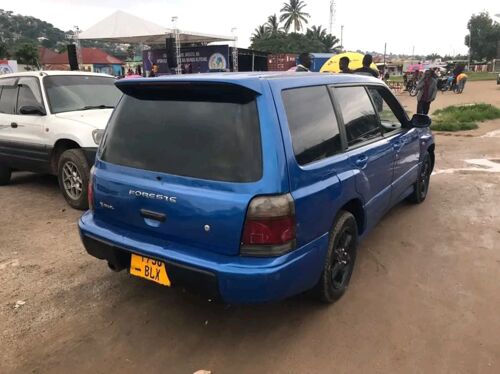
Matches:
[4,0,499,55]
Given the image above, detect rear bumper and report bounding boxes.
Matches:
[79,211,329,304]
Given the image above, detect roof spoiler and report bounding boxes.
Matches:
[115,80,261,104]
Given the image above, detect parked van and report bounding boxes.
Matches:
[79,73,435,304]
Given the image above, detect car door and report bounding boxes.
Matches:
[9,76,50,171]
[366,86,420,206]
[331,85,394,230]
[278,85,346,249]
[0,77,20,167]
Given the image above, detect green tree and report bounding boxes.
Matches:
[0,41,9,58]
[464,12,500,60]
[15,42,40,68]
[306,25,326,40]
[251,32,328,53]
[251,25,270,42]
[126,44,135,60]
[425,53,442,60]
[306,25,340,52]
[266,14,281,35]
[279,0,310,32]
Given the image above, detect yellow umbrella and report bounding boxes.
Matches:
[320,52,379,73]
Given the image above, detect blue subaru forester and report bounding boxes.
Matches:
[79,73,434,304]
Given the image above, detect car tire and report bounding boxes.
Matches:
[0,164,11,186]
[57,149,90,210]
[407,152,432,204]
[314,210,358,303]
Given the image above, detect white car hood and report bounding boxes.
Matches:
[54,109,113,130]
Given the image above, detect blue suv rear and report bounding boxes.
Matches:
[79,73,435,304]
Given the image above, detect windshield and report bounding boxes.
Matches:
[101,84,262,183]
[43,75,122,114]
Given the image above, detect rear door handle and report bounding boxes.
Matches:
[10,122,18,128]
[355,155,368,168]
[140,209,166,222]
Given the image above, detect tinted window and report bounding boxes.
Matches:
[44,75,121,114]
[0,82,17,114]
[101,86,262,183]
[334,86,380,146]
[282,86,342,165]
[367,87,407,132]
[17,77,43,112]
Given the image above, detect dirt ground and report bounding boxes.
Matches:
[1,81,499,374]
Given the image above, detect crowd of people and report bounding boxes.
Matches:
[296,53,469,115]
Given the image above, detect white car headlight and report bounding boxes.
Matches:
[92,129,104,145]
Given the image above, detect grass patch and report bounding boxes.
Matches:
[431,103,500,131]
[467,72,498,81]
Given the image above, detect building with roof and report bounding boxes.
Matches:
[39,47,124,75]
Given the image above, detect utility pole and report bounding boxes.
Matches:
[73,26,82,70]
[231,27,238,72]
[467,27,472,71]
[340,25,344,51]
[383,42,387,72]
[329,0,336,35]
[171,16,181,75]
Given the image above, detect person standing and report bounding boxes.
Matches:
[456,72,468,92]
[354,54,379,78]
[296,53,312,72]
[339,56,353,73]
[416,70,437,115]
[149,63,159,77]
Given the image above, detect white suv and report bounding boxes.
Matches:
[0,71,122,209]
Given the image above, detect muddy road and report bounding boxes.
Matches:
[1,81,499,374]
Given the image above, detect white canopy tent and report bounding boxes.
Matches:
[78,10,235,45]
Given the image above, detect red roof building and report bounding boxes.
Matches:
[39,47,124,74]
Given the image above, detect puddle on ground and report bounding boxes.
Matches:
[432,159,500,175]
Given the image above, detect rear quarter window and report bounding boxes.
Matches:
[282,85,342,165]
[101,84,262,183]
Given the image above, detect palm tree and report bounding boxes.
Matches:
[251,25,270,42]
[280,0,310,33]
[266,14,280,35]
[322,34,341,52]
[306,25,327,40]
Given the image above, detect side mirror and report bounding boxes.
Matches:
[19,105,46,116]
[410,113,432,128]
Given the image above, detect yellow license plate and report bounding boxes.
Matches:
[130,254,171,287]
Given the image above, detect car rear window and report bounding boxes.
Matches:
[101,84,262,183]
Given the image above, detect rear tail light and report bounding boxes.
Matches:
[240,194,296,257]
[88,166,95,211]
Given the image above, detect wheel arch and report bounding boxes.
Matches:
[50,139,81,174]
[339,198,366,236]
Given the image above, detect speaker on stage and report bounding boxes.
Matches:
[67,44,79,71]
[165,37,177,68]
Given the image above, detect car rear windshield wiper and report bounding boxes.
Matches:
[79,105,115,110]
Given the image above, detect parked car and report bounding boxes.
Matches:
[0,71,122,209]
[79,73,435,304]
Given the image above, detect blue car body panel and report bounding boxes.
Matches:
[79,72,434,303]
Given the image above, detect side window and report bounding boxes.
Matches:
[0,78,18,115]
[333,86,380,147]
[367,86,406,132]
[282,86,342,165]
[17,77,43,113]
